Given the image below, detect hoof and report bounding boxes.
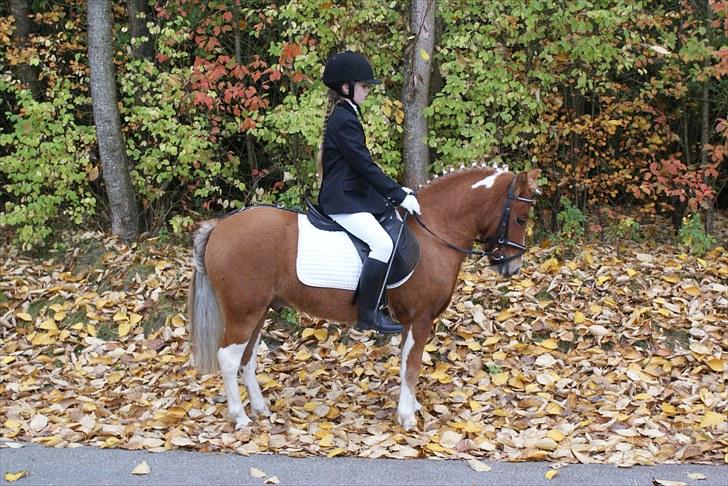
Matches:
[397,412,417,431]
[231,411,251,429]
[251,403,271,417]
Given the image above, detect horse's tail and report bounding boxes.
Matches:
[188,220,223,374]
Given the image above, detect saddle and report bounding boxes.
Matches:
[305,200,420,286]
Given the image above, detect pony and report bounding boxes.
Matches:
[188,165,540,430]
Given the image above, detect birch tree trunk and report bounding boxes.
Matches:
[9,0,43,100]
[402,0,436,188]
[127,0,155,60]
[88,0,140,241]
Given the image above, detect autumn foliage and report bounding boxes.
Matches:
[0,0,726,247]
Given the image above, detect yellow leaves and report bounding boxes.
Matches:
[118,322,131,337]
[4,471,29,482]
[451,420,482,434]
[483,336,500,346]
[15,312,33,321]
[301,328,328,342]
[539,338,558,350]
[491,371,510,386]
[429,362,452,383]
[699,411,725,429]
[545,469,559,480]
[683,285,701,297]
[661,403,678,415]
[29,332,56,346]
[540,257,560,272]
[705,357,726,372]
[546,429,565,442]
[495,309,513,322]
[573,311,586,324]
[294,349,311,361]
[545,402,563,415]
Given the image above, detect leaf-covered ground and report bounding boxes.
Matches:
[1,216,727,465]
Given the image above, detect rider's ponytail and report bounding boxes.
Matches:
[316,89,342,186]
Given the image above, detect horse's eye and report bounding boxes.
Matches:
[516,217,526,226]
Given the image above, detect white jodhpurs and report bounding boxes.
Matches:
[329,212,393,263]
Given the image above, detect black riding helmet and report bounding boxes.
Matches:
[323,51,381,103]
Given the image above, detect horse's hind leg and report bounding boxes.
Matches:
[218,342,251,429]
[242,321,270,417]
[217,306,269,429]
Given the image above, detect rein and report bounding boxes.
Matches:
[413,176,535,264]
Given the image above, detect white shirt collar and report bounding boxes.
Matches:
[344,98,360,115]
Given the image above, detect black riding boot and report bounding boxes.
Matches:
[357,258,403,334]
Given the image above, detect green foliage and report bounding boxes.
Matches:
[0,79,97,249]
[555,197,587,245]
[678,213,715,256]
[1,0,726,250]
[118,18,250,228]
[606,217,642,242]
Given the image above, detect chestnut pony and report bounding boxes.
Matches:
[188,166,540,430]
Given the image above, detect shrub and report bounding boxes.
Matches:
[555,197,587,245]
[0,79,97,249]
[678,213,715,256]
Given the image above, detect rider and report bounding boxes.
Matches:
[317,50,421,334]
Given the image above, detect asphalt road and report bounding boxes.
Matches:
[1,443,726,486]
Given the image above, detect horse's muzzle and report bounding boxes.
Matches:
[493,257,522,277]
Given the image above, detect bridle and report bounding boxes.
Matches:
[413,176,536,266]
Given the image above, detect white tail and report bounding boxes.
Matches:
[187,221,223,374]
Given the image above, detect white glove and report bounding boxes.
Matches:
[400,194,421,215]
[402,186,415,195]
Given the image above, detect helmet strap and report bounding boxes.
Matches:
[344,81,357,105]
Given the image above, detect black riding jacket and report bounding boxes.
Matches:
[318,101,406,216]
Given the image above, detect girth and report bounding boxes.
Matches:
[305,200,420,285]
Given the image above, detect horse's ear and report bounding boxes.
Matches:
[517,169,541,196]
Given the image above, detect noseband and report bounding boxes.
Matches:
[413,177,535,266]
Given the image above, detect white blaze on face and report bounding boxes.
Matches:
[471,167,507,190]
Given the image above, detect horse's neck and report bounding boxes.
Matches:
[417,172,485,248]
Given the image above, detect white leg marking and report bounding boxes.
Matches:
[218,343,251,429]
[397,329,418,431]
[243,334,270,416]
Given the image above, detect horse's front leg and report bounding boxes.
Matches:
[397,319,431,430]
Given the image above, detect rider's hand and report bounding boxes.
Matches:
[402,187,415,195]
[400,194,421,215]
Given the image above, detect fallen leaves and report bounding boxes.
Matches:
[131,461,150,475]
[467,458,492,472]
[4,471,29,482]
[0,223,726,464]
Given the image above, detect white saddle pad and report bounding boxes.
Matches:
[296,214,413,291]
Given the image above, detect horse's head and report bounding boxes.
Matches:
[475,168,541,277]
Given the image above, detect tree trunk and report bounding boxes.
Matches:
[88,0,140,242]
[9,0,43,100]
[402,0,435,188]
[126,0,155,60]
[701,1,714,234]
